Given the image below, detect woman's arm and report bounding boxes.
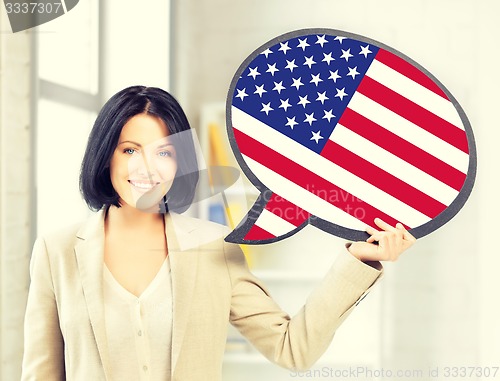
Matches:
[21,238,65,381]
[225,219,414,372]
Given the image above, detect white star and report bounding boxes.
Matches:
[310,130,324,143]
[279,98,292,112]
[273,81,286,94]
[247,67,260,80]
[310,73,323,86]
[254,84,267,97]
[328,70,341,83]
[291,77,304,90]
[335,87,348,101]
[340,48,353,62]
[334,36,346,44]
[266,63,279,76]
[316,91,329,104]
[261,48,273,58]
[315,34,328,47]
[359,44,372,58]
[235,88,248,101]
[285,59,298,72]
[278,41,291,54]
[303,56,316,69]
[285,116,298,129]
[260,102,273,115]
[297,95,311,108]
[322,52,335,65]
[323,109,335,122]
[304,112,317,126]
[297,38,310,51]
[347,66,360,79]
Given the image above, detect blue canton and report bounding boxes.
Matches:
[233,34,379,154]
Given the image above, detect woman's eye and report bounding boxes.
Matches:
[123,148,136,155]
[158,150,172,157]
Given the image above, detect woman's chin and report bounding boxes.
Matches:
[132,197,161,213]
[133,189,165,212]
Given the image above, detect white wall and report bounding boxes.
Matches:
[0,12,32,380]
[35,0,172,236]
[101,0,171,99]
[172,0,500,378]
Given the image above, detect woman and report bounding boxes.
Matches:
[22,86,415,380]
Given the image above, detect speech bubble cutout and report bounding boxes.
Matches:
[225,29,476,244]
[3,0,79,33]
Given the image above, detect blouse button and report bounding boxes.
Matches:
[143,365,148,372]
[138,330,142,336]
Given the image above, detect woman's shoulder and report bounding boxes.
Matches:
[167,212,233,250]
[36,211,104,251]
[169,212,231,235]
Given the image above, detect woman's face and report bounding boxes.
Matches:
[109,113,178,212]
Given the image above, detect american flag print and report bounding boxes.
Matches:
[225,29,476,244]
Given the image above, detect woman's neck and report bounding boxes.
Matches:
[105,203,165,232]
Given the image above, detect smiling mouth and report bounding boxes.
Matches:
[128,180,159,190]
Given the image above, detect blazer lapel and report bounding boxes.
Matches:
[74,210,112,380]
[165,212,200,374]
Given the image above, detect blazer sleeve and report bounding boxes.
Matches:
[224,241,382,372]
[21,238,65,381]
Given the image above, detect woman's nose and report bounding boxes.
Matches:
[133,152,156,177]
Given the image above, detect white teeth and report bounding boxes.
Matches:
[130,181,155,189]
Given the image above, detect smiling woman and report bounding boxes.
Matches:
[21,85,414,381]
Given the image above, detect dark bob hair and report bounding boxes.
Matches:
[79,85,199,213]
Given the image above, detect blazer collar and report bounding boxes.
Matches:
[74,209,201,380]
[74,210,111,380]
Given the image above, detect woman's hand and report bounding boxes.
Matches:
[347,218,416,263]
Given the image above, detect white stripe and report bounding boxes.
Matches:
[254,208,298,237]
[348,93,469,173]
[242,155,368,231]
[60,0,68,13]
[330,124,459,205]
[367,59,464,130]
[233,106,431,228]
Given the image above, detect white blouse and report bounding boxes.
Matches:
[103,259,173,381]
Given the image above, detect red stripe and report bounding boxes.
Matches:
[233,126,407,229]
[264,193,310,227]
[322,140,446,218]
[357,76,469,154]
[375,49,448,99]
[339,108,467,191]
[244,224,275,241]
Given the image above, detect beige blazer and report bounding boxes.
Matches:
[22,210,382,381]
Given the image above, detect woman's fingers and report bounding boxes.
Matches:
[365,225,379,242]
[374,218,398,232]
[370,219,415,243]
[351,218,416,262]
[397,223,417,243]
[366,231,383,243]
